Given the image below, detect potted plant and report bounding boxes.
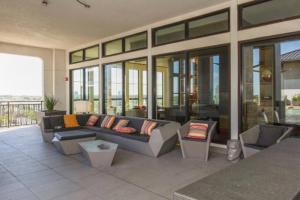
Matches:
[292,94,300,106]
[44,95,58,112]
[36,95,66,125]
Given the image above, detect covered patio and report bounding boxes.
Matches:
[0,126,229,200]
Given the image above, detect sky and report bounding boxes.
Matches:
[0,53,43,96]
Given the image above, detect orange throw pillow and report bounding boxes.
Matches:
[140,120,157,136]
[64,114,80,128]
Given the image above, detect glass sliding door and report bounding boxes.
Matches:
[85,67,99,113]
[125,58,148,118]
[189,47,230,143]
[71,69,84,113]
[70,66,99,113]
[103,63,123,115]
[154,54,187,124]
[241,38,300,131]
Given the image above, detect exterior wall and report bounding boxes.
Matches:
[66,0,300,142]
[0,42,67,110]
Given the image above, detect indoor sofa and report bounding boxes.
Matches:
[41,114,180,157]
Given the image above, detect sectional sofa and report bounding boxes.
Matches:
[40,114,181,157]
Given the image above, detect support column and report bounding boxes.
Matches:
[147,28,153,119]
[230,0,239,139]
[99,44,103,114]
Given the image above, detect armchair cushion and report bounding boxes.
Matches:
[256,125,284,147]
[185,123,208,141]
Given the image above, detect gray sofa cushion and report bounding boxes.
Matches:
[76,114,92,126]
[86,126,149,142]
[49,116,64,128]
[256,125,285,147]
[244,143,266,150]
[55,129,96,140]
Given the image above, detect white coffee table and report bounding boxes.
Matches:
[79,140,118,167]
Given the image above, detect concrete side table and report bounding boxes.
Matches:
[79,140,118,167]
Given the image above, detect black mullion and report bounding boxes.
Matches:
[152,57,157,119]
[102,65,106,114]
[69,70,73,113]
[83,69,86,100]
[122,62,126,116]
[185,52,190,122]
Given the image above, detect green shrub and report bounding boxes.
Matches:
[292,95,300,102]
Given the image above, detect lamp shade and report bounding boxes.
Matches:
[74,101,92,113]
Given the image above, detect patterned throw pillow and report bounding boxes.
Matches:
[101,115,116,129]
[63,114,80,128]
[185,123,208,140]
[115,127,136,134]
[86,115,99,126]
[140,120,157,136]
[113,119,129,131]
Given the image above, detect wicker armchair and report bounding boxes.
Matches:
[240,124,293,158]
[177,120,217,162]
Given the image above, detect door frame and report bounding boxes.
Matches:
[152,44,230,143]
[238,32,300,132]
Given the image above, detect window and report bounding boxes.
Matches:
[153,9,230,46]
[156,72,163,107]
[125,59,148,118]
[239,0,300,29]
[70,45,99,64]
[125,32,147,52]
[103,32,148,57]
[70,50,84,63]
[70,66,99,113]
[128,69,139,108]
[154,54,187,123]
[103,63,123,115]
[154,23,185,46]
[188,10,229,38]
[103,58,148,117]
[85,46,99,60]
[103,39,123,57]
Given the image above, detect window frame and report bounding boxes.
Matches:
[102,31,148,57]
[152,8,230,47]
[69,45,99,64]
[238,0,300,30]
[69,65,99,113]
[102,57,148,116]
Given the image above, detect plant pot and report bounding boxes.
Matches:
[292,100,300,106]
[36,110,66,126]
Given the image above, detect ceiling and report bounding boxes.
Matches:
[0,0,227,50]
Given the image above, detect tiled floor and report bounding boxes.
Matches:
[0,126,231,200]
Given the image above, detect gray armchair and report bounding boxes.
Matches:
[177,120,217,162]
[240,124,293,158]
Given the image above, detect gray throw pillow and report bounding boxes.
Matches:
[256,125,284,147]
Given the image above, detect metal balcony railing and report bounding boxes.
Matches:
[0,101,43,127]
